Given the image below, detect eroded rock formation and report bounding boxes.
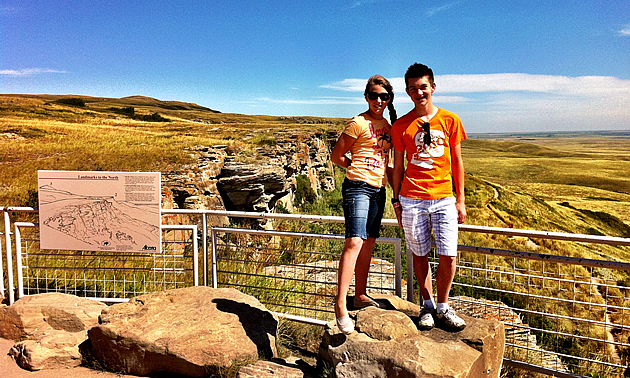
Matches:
[161,131,336,220]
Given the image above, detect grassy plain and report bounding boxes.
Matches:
[462,133,630,225]
[0,94,342,206]
[2,94,630,376]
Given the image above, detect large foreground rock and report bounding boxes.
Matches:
[320,296,505,378]
[87,286,279,377]
[0,293,107,340]
[0,293,107,371]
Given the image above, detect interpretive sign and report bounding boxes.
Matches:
[38,170,161,252]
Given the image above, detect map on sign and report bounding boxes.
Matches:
[38,171,161,252]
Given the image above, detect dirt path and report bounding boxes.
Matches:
[590,277,622,364]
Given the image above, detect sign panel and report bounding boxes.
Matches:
[38,171,161,252]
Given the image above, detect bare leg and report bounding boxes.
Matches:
[413,254,433,302]
[353,237,377,302]
[436,255,457,304]
[335,237,363,318]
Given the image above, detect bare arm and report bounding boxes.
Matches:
[331,133,356,169]
[385,148,394,188]
[392,149,405,227]
[451,143,467,224]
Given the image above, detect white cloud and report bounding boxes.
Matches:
[436,73,630,98]
[348,0,387,9]
[0,68,67,76]
[426,2,460,17]
[256,96,365,105]
[618,24,630,36]
[320,79,366,92]
[321,73,630,132]
[323,73,630,98]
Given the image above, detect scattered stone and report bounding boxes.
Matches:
[0,293,107,371]
[9,330,85,370]
[238,357,315,378]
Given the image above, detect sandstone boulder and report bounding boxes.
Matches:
[0,293,107,340]
[320,300,505,378]
[87,286,279,377]
[9,329,85,370]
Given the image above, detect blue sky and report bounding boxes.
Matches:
[1,1,629,133]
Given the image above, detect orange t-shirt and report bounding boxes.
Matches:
[343,113,392,188]
[391,108,467,199]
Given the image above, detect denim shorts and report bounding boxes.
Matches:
[342,178,386,239]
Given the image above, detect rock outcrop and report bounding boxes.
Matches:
[237,357,316,378]
[161,145,229,226]
[86,286,279,377]
[161,131,336,219]
[0,293,107,370]
[0,291,508,377]
[319,295,505,378]
[217,162,288,212]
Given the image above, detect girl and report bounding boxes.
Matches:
[331,75,397,334]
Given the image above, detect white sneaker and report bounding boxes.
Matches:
[336,315,354,334]
[436,307,466,331]
[418,306,436,330]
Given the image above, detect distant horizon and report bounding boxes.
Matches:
[3,91,629,137]
[2,2,629,134]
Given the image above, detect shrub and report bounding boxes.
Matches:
[294,174,317,206]
[109,106,135,116]
[133,112,169,122]
[53,98,86,107]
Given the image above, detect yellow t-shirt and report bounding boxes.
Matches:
[343,113,392,188]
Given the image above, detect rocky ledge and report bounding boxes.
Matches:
[1,290,505,377]
[161,131,337,225]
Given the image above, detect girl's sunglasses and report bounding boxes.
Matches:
[366,92,390,102]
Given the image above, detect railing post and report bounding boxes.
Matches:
[211,227,218,289]
[406,242,414,302]
[4,209,14,304]
[192,225,198,286]
[0,207,5,300]
[14,223,34,299]
[394,238,402,298]
[202,213,208,286]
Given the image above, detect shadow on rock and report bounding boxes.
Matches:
[213,298,278,359]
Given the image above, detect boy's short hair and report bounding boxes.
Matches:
[405,63,435,88]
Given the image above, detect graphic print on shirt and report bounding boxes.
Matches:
[410,128,445,169]
[364,121,391,171]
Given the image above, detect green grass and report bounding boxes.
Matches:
[3,94,630,376]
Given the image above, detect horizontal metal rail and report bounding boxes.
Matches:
[210,226,406,299]
[161,208,630,246]
[459,244,630,270]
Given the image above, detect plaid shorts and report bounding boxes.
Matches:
[400,195,458,257]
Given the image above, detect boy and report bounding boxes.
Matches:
[391,63,467,330]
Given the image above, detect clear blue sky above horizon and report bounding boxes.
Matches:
[1,1,629,133]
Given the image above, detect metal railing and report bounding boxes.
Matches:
[2,207,199,304]
[2,206,630,377]
[210,226,404,320]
